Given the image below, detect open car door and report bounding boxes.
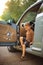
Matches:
[0,21,17,46]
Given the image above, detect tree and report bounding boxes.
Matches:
[1,0,36,22]
[1,9,11,21]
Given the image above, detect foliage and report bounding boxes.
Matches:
[1,0,36,22]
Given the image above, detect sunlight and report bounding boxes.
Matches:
[0,0,8,16]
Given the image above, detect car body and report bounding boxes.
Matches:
[0,0,43,57]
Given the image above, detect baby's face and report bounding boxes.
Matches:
[24,25,30,31]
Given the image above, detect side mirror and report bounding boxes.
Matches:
[7,20,12,25]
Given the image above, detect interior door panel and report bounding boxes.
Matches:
[0,24,17,42]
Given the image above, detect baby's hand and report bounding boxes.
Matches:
[30,42,33,45]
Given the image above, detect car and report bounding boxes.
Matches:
[0,0,43,57]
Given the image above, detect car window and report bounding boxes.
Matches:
[20,3,43,24]
[19,2,43,24]
[20,11,37,23]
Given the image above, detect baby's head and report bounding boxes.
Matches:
[24,23,31,31]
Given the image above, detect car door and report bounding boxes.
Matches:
[0,21,17,46]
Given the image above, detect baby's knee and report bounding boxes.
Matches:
[20,37,23,41]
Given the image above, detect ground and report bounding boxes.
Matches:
[0,47,43,65]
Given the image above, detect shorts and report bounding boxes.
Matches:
[23,37,30,47]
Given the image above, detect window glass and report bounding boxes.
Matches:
[21,11,37,23]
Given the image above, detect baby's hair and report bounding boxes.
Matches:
[25,23,30,26]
